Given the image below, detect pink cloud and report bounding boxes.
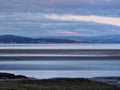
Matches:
[56,31,79,35]
[44,14,120,27]
[55,31,100,36]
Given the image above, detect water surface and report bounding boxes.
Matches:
[0,44,120,78]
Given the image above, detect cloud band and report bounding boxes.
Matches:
[44,14,120,27]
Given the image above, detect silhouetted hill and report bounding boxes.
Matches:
[0,35,33,43]
[44,34,120,43]
[0,34,120,43]
[0,35,80,43]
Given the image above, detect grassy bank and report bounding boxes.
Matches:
[0,78,119,90]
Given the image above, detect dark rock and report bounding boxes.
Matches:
[0,72,28,79]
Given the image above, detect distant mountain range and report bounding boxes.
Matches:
[44,34,120,43]
[0,35,80,44]
[0,34,120,44]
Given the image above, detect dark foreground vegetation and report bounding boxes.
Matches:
[0,72,119,90]
[0,78,119,90]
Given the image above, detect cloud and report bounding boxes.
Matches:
[0,0,120,7]
[55,30,100,36]
[44,14,120,27]
[56,31,79,35]
[0,1,120,37]
[0,12,120,36]
[0,0,120,13]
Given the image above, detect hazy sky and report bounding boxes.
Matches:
[0,0,120,37]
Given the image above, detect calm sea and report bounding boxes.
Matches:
[0,44,120,79]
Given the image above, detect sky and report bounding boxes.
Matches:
[0,0,120,37]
